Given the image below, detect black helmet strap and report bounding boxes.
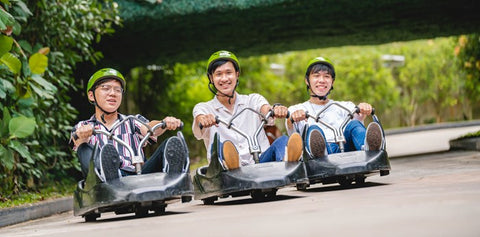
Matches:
[91,91,116,124]
[306,79,333,101]
[208,79,239,105]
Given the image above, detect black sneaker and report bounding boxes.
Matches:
[163,137,187,173]
[365,122,383,151]
[100,144,121,183]
[309,129,326,158]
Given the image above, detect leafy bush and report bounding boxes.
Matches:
[0,0,120,198]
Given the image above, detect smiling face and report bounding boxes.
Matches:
[209,61,239,96]
[88,79,123,113]
[306,70,334,97]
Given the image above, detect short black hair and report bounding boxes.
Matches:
[208,59,240,75]
[305,63,335,79]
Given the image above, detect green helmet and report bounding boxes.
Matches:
[206,50,240,74]
[86,68,126,96]
[305,56,335,78]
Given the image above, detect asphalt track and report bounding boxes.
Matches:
[0,121,479,235]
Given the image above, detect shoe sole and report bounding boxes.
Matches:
[163,137,187,173]
[366,123,382,151]
[222,140,239,169]
[100,144,121,183]
[309,129,326,158]
[287,133,303,162]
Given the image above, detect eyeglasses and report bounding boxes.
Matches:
[97,84,124,94]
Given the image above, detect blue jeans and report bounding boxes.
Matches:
[217,135,289,163]
[259,135,288,163]
[306,120,366,154]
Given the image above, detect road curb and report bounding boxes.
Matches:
[450,137,480,151]
[384,120,480,135]
[0,197,72,228]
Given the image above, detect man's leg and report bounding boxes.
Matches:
[99,144,121,182]
[143,136,187,174]
[343,120,366,151]
[305,125,327,158]
[259,135,288,162]
[141,139,167,174]
[76,143,94,178]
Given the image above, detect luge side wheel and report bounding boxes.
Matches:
[202,197,217,205]
[84,213,100,222]
[296,183,309,191]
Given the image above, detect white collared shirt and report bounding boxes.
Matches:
[192,93,270,166]
[287,100,357,143]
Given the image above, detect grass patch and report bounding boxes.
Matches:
[454,130,480,140]
[0,179,76,209]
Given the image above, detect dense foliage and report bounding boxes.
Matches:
[124,37,477,162]
[0,0,120,199]
[455,34,480,119]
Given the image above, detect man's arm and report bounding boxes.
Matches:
[140,117,182,138]
[72,124,93,148]
[353,102,373,122]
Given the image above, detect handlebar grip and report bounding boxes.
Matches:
[290,111,308,124]
[159,121,184,130]
[270,107,290,119]
[354,106,360,114]
[199,117,219,129]
[354,106,375,115]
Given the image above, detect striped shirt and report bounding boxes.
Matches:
[71,113,154,173]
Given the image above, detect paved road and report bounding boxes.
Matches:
[1,150,479,237]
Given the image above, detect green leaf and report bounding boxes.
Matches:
[0,7,15,31]
[9,116,36,138]
[0,35,13,56]
[15,1,33,16]
[29,53,48,74]
[9,140,33,163]
[12,20,21,35]
[35,152,46,162]
[2,108,11,136]
[0,145,15,170]
[0,80,5,99]
[30,83,54,99]
[17,97,34,107]
[17,40,32,54]
[31,74,56,92]
[1,78,15,93]
[0,52,21,74]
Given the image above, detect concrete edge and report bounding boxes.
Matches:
[449,137,480,151]
[0,197,73,228]
[384,120,480,135]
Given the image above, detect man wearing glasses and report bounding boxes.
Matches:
[71,68,186,183]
